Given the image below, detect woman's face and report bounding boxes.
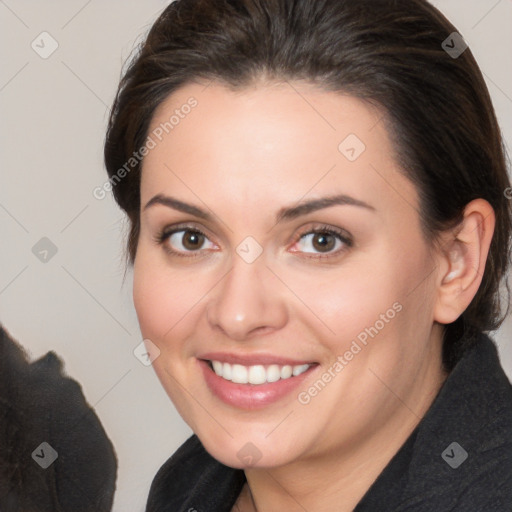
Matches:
[133,80,447,469]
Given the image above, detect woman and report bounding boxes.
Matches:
[104,0,512,510]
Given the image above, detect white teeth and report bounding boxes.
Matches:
[209,360,311,384]
[212,360,223,375]
[280,365,293,379]
[292,364,309,376]
[231,364,248,384]
[222,362,232,381]
[248,365,267,385]
[266,364,281,383]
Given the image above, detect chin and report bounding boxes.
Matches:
[197,428,300,470]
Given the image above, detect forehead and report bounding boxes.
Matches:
[141,80,418,222]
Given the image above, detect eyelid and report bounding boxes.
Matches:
[288,223,353,259]
[154,222,218,258]
[159,222,214,240]
[155,221,353,258]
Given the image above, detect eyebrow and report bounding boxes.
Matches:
[143,193,375,224]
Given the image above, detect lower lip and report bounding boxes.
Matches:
[199,359,317,410]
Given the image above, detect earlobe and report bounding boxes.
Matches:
[433,199,495,325]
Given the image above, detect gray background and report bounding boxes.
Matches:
[1,1,511,510]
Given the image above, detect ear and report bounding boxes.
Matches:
[433,199,495,325]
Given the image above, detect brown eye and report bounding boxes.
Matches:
[292,227,352,257]
[311,232,336,252]
[181,230,205,250]
[161,228,215,255]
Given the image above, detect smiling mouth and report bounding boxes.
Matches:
[199,357,319,409]
[205,360,315,385]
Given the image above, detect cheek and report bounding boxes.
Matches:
[132,262,167,340]
[132,246,229,363]
[132,251,204,423]
[295,242,433,355]
[280,256,403,344]
[132,250,199,346]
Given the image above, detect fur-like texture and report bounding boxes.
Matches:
[0,324,117,511]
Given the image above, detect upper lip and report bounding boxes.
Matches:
[198,352,315,366]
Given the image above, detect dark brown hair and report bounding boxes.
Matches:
[104,0,511,371]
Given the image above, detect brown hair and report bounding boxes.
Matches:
[104,0,511,371]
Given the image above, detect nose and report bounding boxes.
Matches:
[205,255,288,341]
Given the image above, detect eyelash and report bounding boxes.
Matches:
[153,223,353,260]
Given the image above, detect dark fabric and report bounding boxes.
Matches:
[146,435,246,512]
[146,332,512,511]
[0,324,117,511]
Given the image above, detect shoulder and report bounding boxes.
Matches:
[450,332,512,508]
[355,332,512,511]
[414,332,512,508]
